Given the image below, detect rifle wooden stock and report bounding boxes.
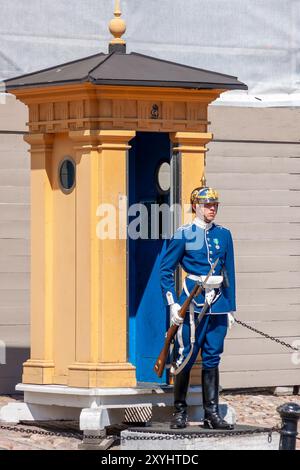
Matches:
[153,283,200,378]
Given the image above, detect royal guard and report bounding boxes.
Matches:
[160,187,236,430]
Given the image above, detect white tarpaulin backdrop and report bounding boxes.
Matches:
[1,0,300,106]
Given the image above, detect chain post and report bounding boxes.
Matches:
[277,402,300,450]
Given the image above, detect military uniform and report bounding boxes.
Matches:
[160,218,236,371]
[160,187,236,430]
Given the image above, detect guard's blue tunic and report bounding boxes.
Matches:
[160,220,236,370]
[160,221,236,313]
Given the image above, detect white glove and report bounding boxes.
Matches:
[170,303,183,326]
[227,312,235,330]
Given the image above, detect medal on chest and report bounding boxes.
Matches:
[213,238,220,250]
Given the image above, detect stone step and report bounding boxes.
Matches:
[121,423,280,450]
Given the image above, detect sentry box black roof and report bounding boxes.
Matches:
[5,50,247,92]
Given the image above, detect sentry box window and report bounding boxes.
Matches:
[156,161,171,195]
[59,158,76,193]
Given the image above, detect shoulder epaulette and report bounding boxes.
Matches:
[215,224,231,234]
[177,223,193,232]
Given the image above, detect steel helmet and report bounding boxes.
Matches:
[190,187,219,205]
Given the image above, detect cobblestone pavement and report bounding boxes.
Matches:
[0,395,80,450]
[0,391,299,450]
[221,390,300,450]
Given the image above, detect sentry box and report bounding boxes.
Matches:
[4,2,246,389]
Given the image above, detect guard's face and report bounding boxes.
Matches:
[195,202,218,222]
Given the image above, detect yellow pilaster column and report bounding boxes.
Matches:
[170,132,213,225]
[96,130,136,387]
[68,130,136,388]
[22,133,55,384]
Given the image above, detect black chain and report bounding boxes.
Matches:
[121,426,280,442]
[0,422,282,443]
[235,319,299,352]
[0,423,82,440]
[0,424,114,442]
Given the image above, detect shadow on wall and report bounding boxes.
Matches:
[0,347,30,394]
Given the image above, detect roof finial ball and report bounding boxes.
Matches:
[109,0,127,53]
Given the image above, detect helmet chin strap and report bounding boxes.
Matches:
[195,204,217,224]
[196,205,206,221]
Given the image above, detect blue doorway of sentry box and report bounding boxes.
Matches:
[128,132,172,384]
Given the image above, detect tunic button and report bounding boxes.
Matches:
[209,251,213,254]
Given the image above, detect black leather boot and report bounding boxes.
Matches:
[170,368,190,429]
[202,367,234,430]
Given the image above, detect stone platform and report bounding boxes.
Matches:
[121,423,280,450]
[0,383,235,434]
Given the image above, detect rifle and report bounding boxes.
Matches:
[153,258,219,378]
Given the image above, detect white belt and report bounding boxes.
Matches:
[184,274,223,308]
[187,274,223,289]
